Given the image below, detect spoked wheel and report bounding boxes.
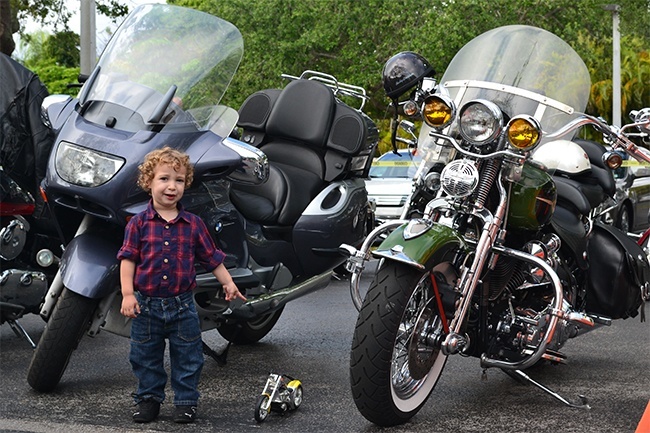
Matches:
[254,394,271,423]
[350,262,450,426]
[289,383,303,408]
[217,307,284,344]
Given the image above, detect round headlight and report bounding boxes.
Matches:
[402,100,419,116]
[506,115,541,150]
[422,95,455,129]
[458,99,503,145]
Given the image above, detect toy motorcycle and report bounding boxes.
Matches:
[254,373,303,422]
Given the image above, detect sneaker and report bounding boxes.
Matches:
[133,399,160,423]
[173,405,197,423]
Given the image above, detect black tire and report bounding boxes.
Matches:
[27,288,99,392]
[254,394,270,422]
[350,262,449,426]
[217,307,284,344]
[616,204,632,233]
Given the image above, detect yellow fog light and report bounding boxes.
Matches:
[507,115,541,150]
[423,94,455,129]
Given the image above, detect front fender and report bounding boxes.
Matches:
[60,233,121,299]
[372,223,467,269]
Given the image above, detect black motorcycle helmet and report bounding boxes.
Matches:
[382,51,435,100]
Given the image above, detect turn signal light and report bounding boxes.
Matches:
[603,151,623,169]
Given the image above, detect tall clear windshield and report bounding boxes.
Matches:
[82,4,243,131]
[440,25,591,136]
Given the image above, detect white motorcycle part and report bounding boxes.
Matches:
[531,139,591,175]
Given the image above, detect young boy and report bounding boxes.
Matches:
[117,147,246,424]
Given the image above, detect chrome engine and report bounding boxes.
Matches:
[0,216,29,260]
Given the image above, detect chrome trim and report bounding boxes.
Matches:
[223,137,269,185]
[342,220,408,311]
[444,79,575,115]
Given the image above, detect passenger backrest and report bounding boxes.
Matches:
[232,79,377,226]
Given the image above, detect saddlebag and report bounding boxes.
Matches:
[585,222,648,320]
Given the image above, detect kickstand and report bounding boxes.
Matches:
[8,320,37,349]
[505,369,591,409]
[202,340,231,366]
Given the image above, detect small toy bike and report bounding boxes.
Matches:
[254,373,303,422]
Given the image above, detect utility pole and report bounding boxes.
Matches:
[603,4,621,127]
[80,0,96,76]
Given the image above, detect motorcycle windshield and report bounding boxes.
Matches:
[439,25,591,137]
[82,4,243,132]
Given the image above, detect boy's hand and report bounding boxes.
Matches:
[120,294,141,318]
[223,282,247,302]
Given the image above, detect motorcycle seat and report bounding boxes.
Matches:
[573,139,616,197]
[231,79,375,226]
[231,79,334,226]
[553,176,592,216]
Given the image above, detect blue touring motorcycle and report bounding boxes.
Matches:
[27,4,377,392]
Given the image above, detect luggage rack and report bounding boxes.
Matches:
[281,70,369,111]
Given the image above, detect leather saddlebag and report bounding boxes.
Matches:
[585,222,648,319]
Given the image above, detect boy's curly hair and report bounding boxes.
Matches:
[137,147,194,192]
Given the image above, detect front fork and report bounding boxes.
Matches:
[39,215,94,319]
[340,219,408,311]
[39,214,118,337]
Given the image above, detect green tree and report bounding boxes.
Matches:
[20,29,79,95]
[172,0,649,124]
[1,0,127,56]
[11,0,650,144]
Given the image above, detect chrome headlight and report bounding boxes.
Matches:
[55,142,125,187]
[458,99,503,146]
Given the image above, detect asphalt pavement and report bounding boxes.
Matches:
[1,275,649,433]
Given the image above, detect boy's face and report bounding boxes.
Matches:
[147,162,187,212]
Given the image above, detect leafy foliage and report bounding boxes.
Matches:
[20,29,79,95]
[11,0,650,149]
[168,0,648,150]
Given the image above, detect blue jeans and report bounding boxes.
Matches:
[130,291,204,406]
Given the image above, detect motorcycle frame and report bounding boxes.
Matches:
[346,108,650,371]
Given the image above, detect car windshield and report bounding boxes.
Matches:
[369,151,421,178]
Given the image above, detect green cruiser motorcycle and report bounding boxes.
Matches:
[341,25,650,426]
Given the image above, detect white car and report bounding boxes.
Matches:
[365,149,422,222]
